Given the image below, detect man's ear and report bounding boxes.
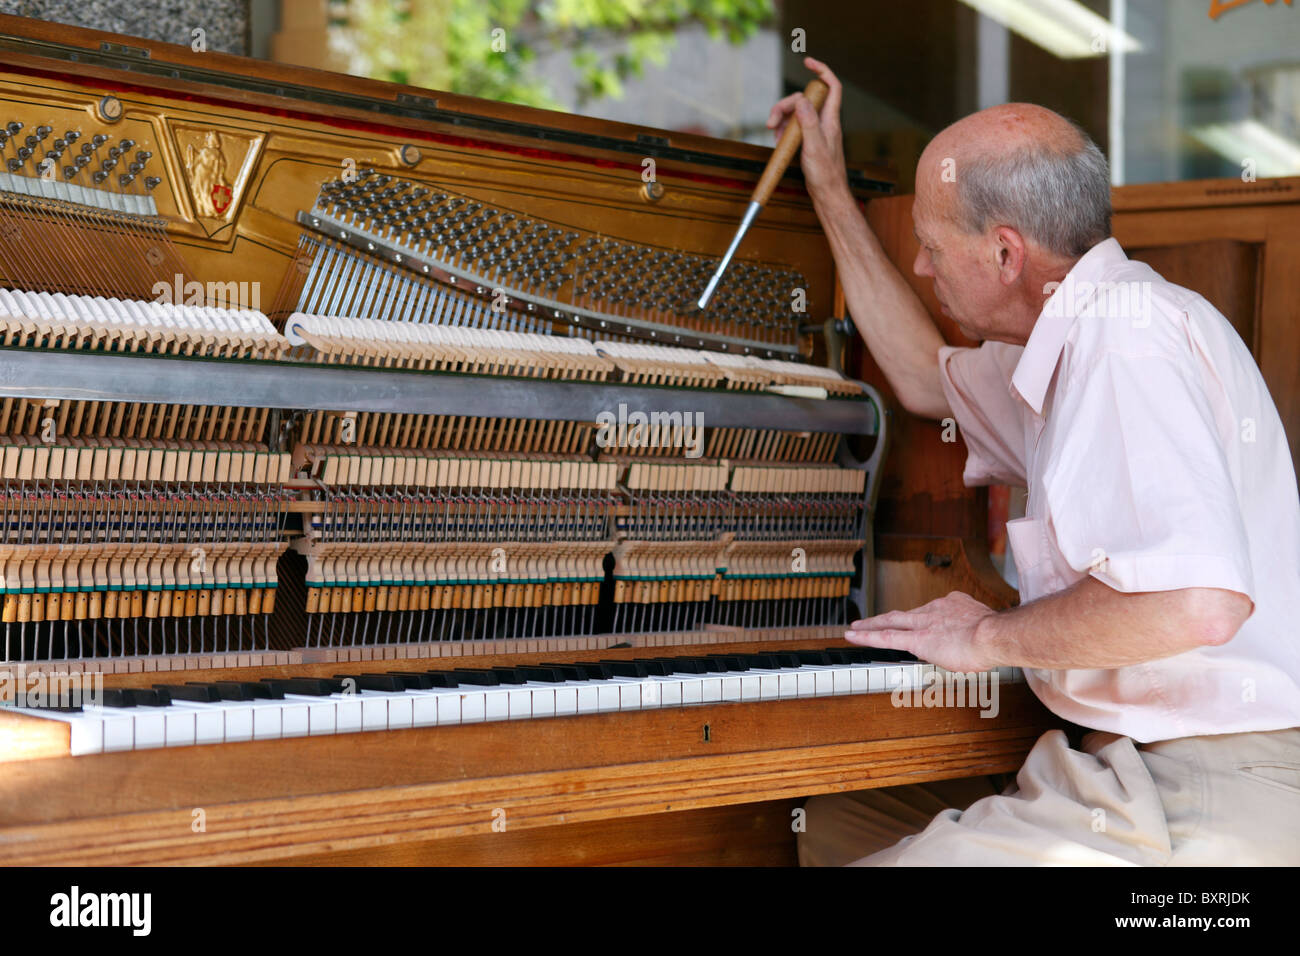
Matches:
[992,226,1027,285]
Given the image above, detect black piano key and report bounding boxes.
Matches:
[155,683,220,703]
[258,678,330,697]
[451,669,502,686]
[742,653,784,669]
[676,657,726,673]
[543,663,588,681]
[600,659,652,678]
[827,647,881,665]
[770,652,803,668]
[795,650,834,666]
[387,671,439,690]
[488,668,528,685]
[833,647,915,664]
[332,673,407,692]
[106,688,168,707]
[711,656,750,672]
[571,661,615,680]
[653,657,707,674]
[515,666,565,683]
[420,672,462,688]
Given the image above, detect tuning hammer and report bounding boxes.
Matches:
[696,78,829,311]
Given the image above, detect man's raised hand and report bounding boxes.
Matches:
[766,57,848,202]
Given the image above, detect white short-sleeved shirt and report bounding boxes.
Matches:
[939,237,1300,742]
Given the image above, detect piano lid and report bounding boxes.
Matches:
[0,13,894,198]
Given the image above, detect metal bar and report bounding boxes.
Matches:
[0,348,878,435]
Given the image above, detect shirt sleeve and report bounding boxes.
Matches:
[938,341,1028,487]
[1042,350,1255,601]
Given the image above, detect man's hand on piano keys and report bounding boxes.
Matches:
[845,591,1000,673]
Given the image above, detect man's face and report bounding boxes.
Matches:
[910,192,1014,343]
[910,152,1032,345]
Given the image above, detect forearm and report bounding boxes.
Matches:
[972,576,1251,670]
[812,186,950,419]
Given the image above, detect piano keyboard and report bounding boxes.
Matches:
[5,647,1023,755]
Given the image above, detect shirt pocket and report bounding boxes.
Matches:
[1235,762,1300,796]
[1005,516,1060,603]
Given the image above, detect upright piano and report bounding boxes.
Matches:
[0,15,1060,866]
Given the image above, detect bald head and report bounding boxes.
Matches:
[917,103,1110,260]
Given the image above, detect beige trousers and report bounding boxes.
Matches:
[798,727,1300,866]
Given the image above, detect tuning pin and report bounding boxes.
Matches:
[63,130,80,143]
[119,139,135,149]
[5,121,21,135]
[91,170,108,184]
[91,134,109,147]
[118,173,135,187]
[135,150,152,164]
[144,176,161,190]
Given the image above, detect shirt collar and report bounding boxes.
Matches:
[1010,237,1129,415]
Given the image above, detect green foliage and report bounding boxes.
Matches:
[332,0,774,109]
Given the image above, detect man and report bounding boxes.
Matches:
[771,58,1300,866]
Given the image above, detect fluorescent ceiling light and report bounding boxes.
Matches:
[959,0,1142,59]
[1189,119,1300,177]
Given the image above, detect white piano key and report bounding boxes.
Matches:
[529,687,556,718]
[132,710,167,750]
[411,694,440,727]
[361,696,389,732]
[721,677,742,702]
[700,677,722,703]
[70,715,105,755]
[596,684,620,713]
[164,710,196,747]
[281,701,311,738]
[252,703,283,740]
[334,696,364,734]
[868,666,887,693]
[508,689,532,719]
[460,691,487,723]
[436,693,461,725]
[618,682,642,711]
[483,689,510,721]
[554,686,578,716]
[832,667,852,694]
[101,711,135,753]
[850,665,870,693]
[680,677,703,705]
[638,679,660,708]
[385,694,414,730]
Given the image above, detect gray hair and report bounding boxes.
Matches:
[955,124,1111,259]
